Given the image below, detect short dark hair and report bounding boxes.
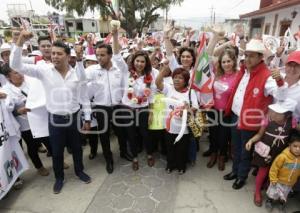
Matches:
[96,43,112,55]
[178,47,196,68]
[0,63,12,76]
[130,51,152,75]
[52,40,70,55]
[172,67,190,87]
[288,129,300,145]
[38,36,51,45]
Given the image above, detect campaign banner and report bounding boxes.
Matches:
[0,108,29,200]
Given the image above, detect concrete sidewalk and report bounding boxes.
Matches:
[0,135,299,213]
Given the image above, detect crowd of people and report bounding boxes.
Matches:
[0,20,300,212]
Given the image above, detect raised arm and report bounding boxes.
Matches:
[207,29,225,56]
[163,22,177,57]
[155,66,170,91]
[10,30,44,79]
[111,21,122,55]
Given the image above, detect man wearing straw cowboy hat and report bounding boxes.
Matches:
[224,39,282,190]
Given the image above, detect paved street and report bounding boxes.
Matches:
[1,134,299,213]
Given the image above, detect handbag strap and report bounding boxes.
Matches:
[188,89,192,108]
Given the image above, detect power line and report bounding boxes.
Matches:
[230,0,245,10]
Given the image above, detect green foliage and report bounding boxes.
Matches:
[45,0,184,37]
[4,30,12,38]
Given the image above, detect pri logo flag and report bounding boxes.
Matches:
[191,33,214,108]
[0,102,29,200]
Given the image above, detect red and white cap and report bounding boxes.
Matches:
[286,51,300,65]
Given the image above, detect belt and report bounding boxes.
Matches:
[50,110,79,120]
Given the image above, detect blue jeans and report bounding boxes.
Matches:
[231,114,256,180]
[48,112,84,180]
[188,135,197,162]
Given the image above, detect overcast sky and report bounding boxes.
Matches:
[1,0,261,23]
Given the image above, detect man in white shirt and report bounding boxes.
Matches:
[85,28,132,174]
[10,30,92,194]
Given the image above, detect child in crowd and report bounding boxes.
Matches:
[245,98,297,207]
[265,130,300,212]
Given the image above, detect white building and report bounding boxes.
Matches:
[65,18,99,37]
[240,0,300,38]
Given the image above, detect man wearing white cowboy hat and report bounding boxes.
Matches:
[224,39,281,189]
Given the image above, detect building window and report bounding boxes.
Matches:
[92,22,95,27]
[67,22,73,27]
[279,20,291,36]
[264,24,271,34]
[76,22,83,31]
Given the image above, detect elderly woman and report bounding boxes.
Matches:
[156,67,199,174]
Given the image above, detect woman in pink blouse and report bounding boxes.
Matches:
[207,49,237,171]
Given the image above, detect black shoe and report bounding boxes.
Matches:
[66,147,72,154]
[77,172,91,184]
[265,198,273,212]
[288,190,298,198]
[223,172,237,180]
[232,179,246,190]
[252,167,258,176]
[120,152,133,161]
[278,201,287,213]
[202,149,212,157]
[89,153,96,160]
[166,167,173,174]
[53,179,64,194]
[106,161,114,174]
[178,170,185,175]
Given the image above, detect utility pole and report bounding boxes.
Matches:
[213,11,216,25]
[209,5,215,26]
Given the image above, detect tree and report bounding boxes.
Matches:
[45,0,184,37]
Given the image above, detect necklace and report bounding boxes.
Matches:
[127,70,153,104]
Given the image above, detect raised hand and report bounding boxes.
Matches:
[110,20,120,35]
[163,20,177,39]
[75,44,84,61]
[270,68,282,81]
[16,30,33,47]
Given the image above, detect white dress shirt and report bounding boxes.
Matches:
[85,54,127,106]
[10,46,91,120]
[232,69,277,116]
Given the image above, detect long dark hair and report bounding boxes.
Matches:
[129,50,152,75]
